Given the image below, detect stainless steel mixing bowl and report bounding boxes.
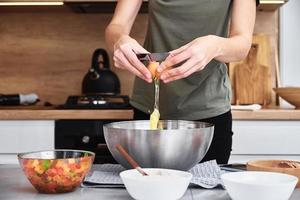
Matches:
[103,120,214,171]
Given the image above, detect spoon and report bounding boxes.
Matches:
[115,144,149,176]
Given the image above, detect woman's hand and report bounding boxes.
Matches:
[157,35,221,83]
[113,35,152,83]
[157,0,256,83]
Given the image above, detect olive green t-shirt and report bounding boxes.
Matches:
[130,0,233,120]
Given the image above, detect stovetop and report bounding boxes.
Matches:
[58,95,131,109]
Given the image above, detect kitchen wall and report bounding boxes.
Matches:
[280,0,300,86]
[0,10,148,105]
[0,8,278,105]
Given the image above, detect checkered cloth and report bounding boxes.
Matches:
[82,160,223,189]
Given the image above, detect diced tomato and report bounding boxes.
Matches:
[20,156,93,193]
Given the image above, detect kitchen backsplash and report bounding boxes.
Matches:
[0,10,278,105]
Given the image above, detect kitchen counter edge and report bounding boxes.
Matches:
[0,107,300,120]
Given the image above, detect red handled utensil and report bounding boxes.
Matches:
[116,144,149,176]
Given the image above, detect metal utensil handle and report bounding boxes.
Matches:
[115,144,148,176]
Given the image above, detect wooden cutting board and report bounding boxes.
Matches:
[230,34,272,105]
[234,43,271,105]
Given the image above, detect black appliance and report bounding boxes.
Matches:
[55,120,119,164]
[58,95,130,109]
[56,94,131,163]
[56,48,130,164]
[82,48,120,95]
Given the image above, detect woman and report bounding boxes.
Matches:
[105,0,256,164]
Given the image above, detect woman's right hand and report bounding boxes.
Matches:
[113,35,152,83]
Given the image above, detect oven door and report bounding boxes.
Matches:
[55,120,118,164]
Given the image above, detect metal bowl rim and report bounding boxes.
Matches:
[17,149,96,160]
[103,120,214,131]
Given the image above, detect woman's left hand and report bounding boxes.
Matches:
[157,35,221,83]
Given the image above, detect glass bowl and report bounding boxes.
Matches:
[18,149,95,193]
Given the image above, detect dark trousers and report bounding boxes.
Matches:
[133,108,233,164]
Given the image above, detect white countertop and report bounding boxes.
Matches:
[0,165,299,200]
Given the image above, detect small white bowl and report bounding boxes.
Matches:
[221,171,298,200]
[120,168,192,200]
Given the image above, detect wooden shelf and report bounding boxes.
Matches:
[0,106,300,120]
[232,108,300,120]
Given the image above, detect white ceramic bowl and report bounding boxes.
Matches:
[120,168,192,200]
[221,171,298,200]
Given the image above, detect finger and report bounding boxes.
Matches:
[131,39,150,54]
[113,54,125,69]
[115,53,152,83]
[157,49,192,73]
[160,56,198,80]
[134,44,150,54]
[163,61,206,83]
[115,59,146,82]
[120,45,152,79]
[114,62,125,70]
[115,49,152,82]
[169,42,192,56]
[163,63,202,83]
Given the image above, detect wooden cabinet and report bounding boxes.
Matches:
[64,0,116,2]
[0,0,63,2]
[64,0,145,2]
[0,0,64,6]
[63,0,287,8]
[0,0,288,12]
